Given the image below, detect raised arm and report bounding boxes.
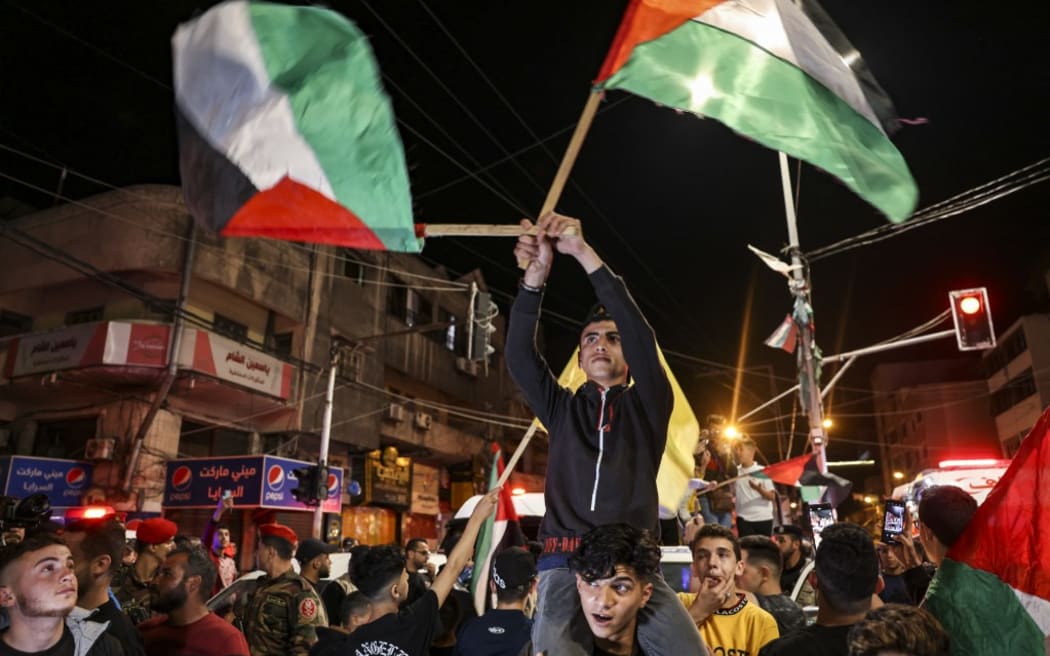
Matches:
[429,488,500,607]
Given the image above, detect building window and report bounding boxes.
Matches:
[146,298,176,322]
[991,367,1037,416]
[406,290,432,328]
[429,307,457,350]
[273,332,294,357]
[65,307,103,325]
[342,254,366,285]
[35,417,98,459]
[0,310,32,337]
[180,421,251,457]
[387,282,407,320]
[338,349,365,382]
[213,313,248,341]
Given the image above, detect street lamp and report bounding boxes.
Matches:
[892,471,905,481]
[863,495,875,504]
[724,425,740,439]
[822,418,833,429]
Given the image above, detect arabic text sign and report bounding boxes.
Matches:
[178,329,292,399]
[163,456,341,512]
[0,456,93,509]
[163,456,264,508]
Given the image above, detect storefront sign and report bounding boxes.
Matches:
[162,455,341,513]
[0,456,94,509]
[411,463,440,515]
[364,449,412,510]
[177,329,292,399]
[2,322,171,378]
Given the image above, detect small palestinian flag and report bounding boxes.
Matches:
[471,444,525,615]
[172,1,421,251]
[754,453,853,508]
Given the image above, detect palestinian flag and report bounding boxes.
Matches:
[471,444,525,615]
[537,345,700,519]
[172,1,421,251]
[764,314,799,353]
[925,407,1050,653]
[754,453,852,507]
[596,0,917,223]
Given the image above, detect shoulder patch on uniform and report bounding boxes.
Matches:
[299,597,317,620]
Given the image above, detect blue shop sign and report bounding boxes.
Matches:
[0,456,94,509]
[163,455,341,513]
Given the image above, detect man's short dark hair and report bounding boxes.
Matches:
[848,604,950,656]
[739,535,782,577]
[814,523,879,615]
[169,545,217,600]
[0,531,65,582]
[569,523,659,583]
[405,538,427,553]
[691,524,741,561]
[351,545,405,600]
[64,518,125,575]
[259,534,294,560]
[340,590,372,628]
[918,485,977,547]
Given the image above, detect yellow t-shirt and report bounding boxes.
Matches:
[678,592,779,656]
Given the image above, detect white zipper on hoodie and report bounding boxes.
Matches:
[589,388,608,511]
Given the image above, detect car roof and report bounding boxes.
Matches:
[454,492,545,519]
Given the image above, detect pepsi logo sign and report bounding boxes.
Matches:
[65,467,87,489]
[326,473,339,498]
[171,465,193,491]
[266,465,285,491]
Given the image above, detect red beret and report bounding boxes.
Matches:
[125,519,143,531]
[259,523,298,546]
[136,518,178,545]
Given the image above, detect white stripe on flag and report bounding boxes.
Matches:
[472,519,507,615]
[693,0,882,132]
[172,0,334,197]
[1014,587,1050,637]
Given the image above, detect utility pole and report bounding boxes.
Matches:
[312,346,339,539]
[779,152,828,473]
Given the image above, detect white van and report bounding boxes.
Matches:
[451,493,695,594]
[891,458,1010,508]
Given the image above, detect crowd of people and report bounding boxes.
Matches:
[0,214,1027,655]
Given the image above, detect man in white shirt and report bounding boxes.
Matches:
[733,436,776,537]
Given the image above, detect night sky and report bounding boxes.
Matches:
[2,1,1049,485]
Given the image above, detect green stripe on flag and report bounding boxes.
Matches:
[602,20,917,222]
[248,3,420,251]
[924,558,1045,654]
[470,451,499,611]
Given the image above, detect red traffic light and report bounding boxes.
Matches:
[959,295,982,315]
[949,288,995,351]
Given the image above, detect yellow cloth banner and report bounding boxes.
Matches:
[532,346,699,515]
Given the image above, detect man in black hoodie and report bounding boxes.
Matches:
[507,212,704,655]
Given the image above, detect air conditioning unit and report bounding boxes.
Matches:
[385,403,406,423]
[455,356,479,377]
[414,412,433,431]
[84,437,115,461]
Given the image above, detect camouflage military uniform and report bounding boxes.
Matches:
[243,568,327,656]
[112,563,155,625]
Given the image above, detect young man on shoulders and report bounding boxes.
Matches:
[508,212,703,655]
[310,489,498,656]
[678,525,779,655]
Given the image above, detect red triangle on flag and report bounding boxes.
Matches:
[758,453,815,486]
[949,407,1050,602]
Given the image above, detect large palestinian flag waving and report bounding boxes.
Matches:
[172,1,421,251]
[596,0,917,222]
[927,406,1050,652]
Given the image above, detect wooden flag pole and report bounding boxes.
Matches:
[491,89,605,489]
[422,224,576,238]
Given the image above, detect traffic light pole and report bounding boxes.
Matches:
[779,153,828,474]
[312,348,339,539]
